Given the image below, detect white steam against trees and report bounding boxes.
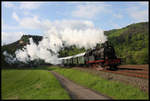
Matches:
[4,20,107,64]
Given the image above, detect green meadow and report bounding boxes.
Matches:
[2,69,70,100]
[2,66,148,100]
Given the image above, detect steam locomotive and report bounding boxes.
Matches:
[60,41,121,70]
[84,41,121,70]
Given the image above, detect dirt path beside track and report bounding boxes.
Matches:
[50,71,111,100]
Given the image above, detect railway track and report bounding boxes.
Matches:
[102,70,149,79]
[74,66,149,94]
[115,70,149,74]
[91,65,149,79]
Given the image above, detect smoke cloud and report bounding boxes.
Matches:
[3,20,107,65]
[3,51,17,64]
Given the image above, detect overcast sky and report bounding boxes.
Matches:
[2,1,149,45]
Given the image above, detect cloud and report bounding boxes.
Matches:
[23,11,33,16]
[72,3,111,19]
[2,24,21,31]
[127,6,148,22]
[53,19,94,30]
[2,32,24,45]
[19,16,42,29]
[3,2,16,8]
[12,12,20,21]
[12,12,96,31]
[113,13,123,19]
[11,12,47,30]
[2,19,21,31]
[3,2,43,10]
[19,2,42,10]
[138,2,148,6]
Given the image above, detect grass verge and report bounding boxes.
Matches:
[53,66,148,99]
[2,69,70,100]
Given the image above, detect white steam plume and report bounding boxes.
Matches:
[4,20,107,64]
[3,51,17,64]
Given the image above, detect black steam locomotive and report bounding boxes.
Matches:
[84,41,121,70]
[60,41,121,70]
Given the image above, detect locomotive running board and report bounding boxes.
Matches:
[87,60,105,64]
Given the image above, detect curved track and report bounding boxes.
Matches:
[92,65,149,79]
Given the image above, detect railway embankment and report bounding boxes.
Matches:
[74,64,149,94]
